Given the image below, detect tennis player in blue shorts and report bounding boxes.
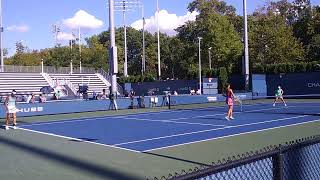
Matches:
[273,86,287,107]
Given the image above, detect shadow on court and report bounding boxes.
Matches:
[143,152,211,167]
[1,120,33,125]
[0,135,140,180]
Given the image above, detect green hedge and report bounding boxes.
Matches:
[252,61,320,74]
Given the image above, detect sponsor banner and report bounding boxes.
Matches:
[130,80,198,96]
[207,96,218,102]
[203,89,218,95]
[266,72,320,96]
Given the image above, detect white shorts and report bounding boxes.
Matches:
[6,106,17,114]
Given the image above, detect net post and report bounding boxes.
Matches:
[168,95,171,109]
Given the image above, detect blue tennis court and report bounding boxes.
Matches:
[17,102,320,152]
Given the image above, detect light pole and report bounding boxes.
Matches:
[70,59,73,74]
[157,0,161,79]
[41,59,44,74]
[113,0,141,77]
[109,0,118,96]
[0,0,4,72]
[243,0,250,91]
[141,2,146,75]
[122,0,128,77]
[78,26,82,74]
[208,47,212,70]
[198,37,202,95]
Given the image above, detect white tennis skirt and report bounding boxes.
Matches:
[6,106,17,113]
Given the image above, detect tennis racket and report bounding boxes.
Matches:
[235,96,243,112]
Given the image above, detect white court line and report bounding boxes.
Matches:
[17,127,141,153]
[19,106,287,128]
[120,117,226,127]
[143,106,291,122]
[114,115,308,146]
[115,103,268,117]
[144,118,320,152]
[118,106,295,126]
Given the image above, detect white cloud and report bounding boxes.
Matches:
[7,25,30,33]
[62,10,103,29]
[131,10,199,36]
[57,32,76,41]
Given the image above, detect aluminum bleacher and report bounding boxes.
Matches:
[0,65,121,99]
[49,73,111,95]
[0,73,50,96]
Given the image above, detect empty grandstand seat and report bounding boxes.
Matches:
[0,73,50,96]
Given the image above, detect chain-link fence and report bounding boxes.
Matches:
[154,135,320,180]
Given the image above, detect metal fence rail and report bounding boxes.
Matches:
[0,65,97,74]
[154,135,320,180]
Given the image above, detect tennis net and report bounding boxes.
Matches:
[168,94,320,116]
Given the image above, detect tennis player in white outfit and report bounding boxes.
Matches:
[4,90,17,130]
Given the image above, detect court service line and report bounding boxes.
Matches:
[17,127,141,153]
[114,102,269,118]
[114,115,308,146]
[144,118,320,152]
[138,106,292,122]
[121,117,226,127]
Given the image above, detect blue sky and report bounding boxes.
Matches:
[3,0,320,56]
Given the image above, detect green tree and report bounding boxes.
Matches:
[291,0,313,46]
[83,35,108,70]
[308,34,320,61]
[177,0,242,77]
[9,50,42,66]
[190,0,242,71]
[15,41,26,54]
[218,67,228,92]
[250,11,305,64]
[188,0,236,16]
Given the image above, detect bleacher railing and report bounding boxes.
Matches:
[41,73,55,87]
[156,135,320,180]
[0,65,97,74]
[97,68,124,95]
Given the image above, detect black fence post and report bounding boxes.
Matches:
[168,95,171,109]
[273,149,283,180]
